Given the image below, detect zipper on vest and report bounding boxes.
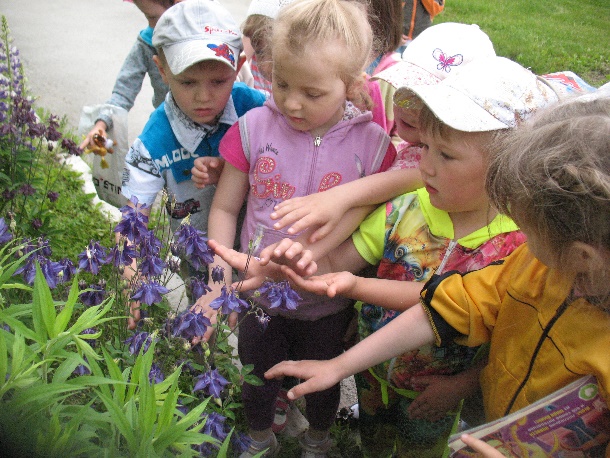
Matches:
[306,135,322,194]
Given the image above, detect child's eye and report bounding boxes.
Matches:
[275,81,288,90]
[440,151,453,160]
[306,92,322,99]
[212,79,229,86]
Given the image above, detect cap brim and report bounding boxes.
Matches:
[405,85,510,132]
[372,61,441,89]
[163,40,238,75]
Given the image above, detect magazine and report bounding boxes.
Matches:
[449,375,610,457]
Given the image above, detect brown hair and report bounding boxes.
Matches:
[367,0,404,55]
[272,0,373,108]
[487,96,610,254]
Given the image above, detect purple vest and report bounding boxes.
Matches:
[238,99,390,320]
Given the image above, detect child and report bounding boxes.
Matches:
[119,0,265,328]
[265,93,610,456]
[268,22,496,246]
[191,0,395,455]
[211,56,559,457]
[80,0,175,150]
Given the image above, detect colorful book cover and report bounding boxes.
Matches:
[449,375,610,457]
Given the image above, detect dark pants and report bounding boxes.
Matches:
[238,307,354,432]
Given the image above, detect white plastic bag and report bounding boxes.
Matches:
[78,104,129,208]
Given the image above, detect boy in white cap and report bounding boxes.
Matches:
[120,0,266,328]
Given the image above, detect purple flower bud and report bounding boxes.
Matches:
[0,217,12,244]
[46,191,59,202]
[189,276,212,302]
[124,331,153,355]
[211,265,225,284]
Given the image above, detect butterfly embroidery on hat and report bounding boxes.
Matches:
[432,48,463,73]
[207,43,235,66]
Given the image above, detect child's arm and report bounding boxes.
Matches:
[191,157,225,188]
[281,266,423,312]
[271,168,422,242]
[190,163,249,343]
[265,303,435,400]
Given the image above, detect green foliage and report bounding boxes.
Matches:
[436,0,610,86]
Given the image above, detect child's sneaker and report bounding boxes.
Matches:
[271,389,291,434]
[239,432,279,458]
[299,431,332,458]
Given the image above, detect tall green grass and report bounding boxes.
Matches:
[436,0,610,86]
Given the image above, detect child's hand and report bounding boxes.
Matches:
[208,239,282,291]
[459,434,505,458]
[80,120,108,150]
[258,238,317,276]
[264,359,342,400]
[281,267,356,299]
[408,375,468,421]
[191,157,225,188]
[127,300,141,330]
[270,192,347,243]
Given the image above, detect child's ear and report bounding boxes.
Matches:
[235,53,247,74]
[566,241,606,273]
[153,55,170,85]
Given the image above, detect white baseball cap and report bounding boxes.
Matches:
[247,0,295,19]
[153,0,243,75]
[374,23,496,90]
[405,56,560,132]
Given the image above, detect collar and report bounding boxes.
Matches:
[164,90,238,152]
[416,188,520,249]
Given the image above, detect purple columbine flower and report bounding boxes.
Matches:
[77,240,110,275]
[172,311,211,341]
[114,197,149,244]
[0,217,12,244]
[211,265,225,284]
[60,137,82,156]
[124,331,153,355]
[57,258,76,284]
[195,412,228,454]
[209,286,250,315]
[193,368,229,399]
[30,218,43,231]
[149,363,165,384]
[257,280,302,311]
[110,240,138,269]
[46,191,59,202]
[73,357,90,376]
[232,432,252,454]
[79,283,106,307]
[189,276,212,302]
[174,224,214,271]
[255,308,271,332]
[139,229,163,258]
[130,280,169,306]
[139,254,166,277]
[19,183,35,196]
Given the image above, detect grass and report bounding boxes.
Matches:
[435,0,610,86]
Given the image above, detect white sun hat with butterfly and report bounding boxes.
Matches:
[373,22,496,94]
[404,56,560,132]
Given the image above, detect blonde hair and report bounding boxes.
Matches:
[272,0,373,108]
[487,96,610,256]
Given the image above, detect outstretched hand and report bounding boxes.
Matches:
[264,359,343,400]
[281,267,356,298]
[207,239,281,291]
[191,157,225,188]
[270,193,346,243]
[258,238,318,276]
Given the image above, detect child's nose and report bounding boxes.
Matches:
[284,93,301,111]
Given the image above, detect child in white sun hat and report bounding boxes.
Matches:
[225,55,560,458]
[119,0,265,328]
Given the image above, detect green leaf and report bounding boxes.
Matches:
[96,390,137,451]
[54,276,79,335]
[32,263,56,339]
